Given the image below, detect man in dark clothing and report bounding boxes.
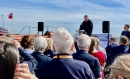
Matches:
[73,34,101,79]
[106,37,118,63]
[109,36,129,64]
[79,15,93,36]
[37,27,95,79]
[121,24,130,40]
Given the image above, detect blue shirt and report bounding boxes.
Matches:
[124,31,128,36]
[37,55,95,79]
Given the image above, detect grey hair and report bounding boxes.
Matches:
[34,36,48,51]
[77,34,91,49]
[52,27,74,54]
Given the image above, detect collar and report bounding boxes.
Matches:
[53,54,73,59]
[33,51,44,55]
[78,50,88,53]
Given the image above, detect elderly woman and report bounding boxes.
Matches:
[110,54,130,79]
[32,36,52,64]
[44,38,56,58]
[20,35,34,54]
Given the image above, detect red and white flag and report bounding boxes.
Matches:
[8,13,13,19]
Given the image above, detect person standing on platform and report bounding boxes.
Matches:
[79,15,93,36]
[121,24,130,40]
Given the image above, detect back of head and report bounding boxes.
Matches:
[20,35,33,49]
[95,37,100,45]
[110,54,130,79]
[120,36,128,45]
[45,38,53,51]
[0,36,12,43]
[110,37,116,42]
[52,27,74,54]
[88,37,97,54]
[0,41,19,79]
[93,35,99,39]
[34,36,48,52]
[77,34,91,50]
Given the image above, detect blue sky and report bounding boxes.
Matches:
[0,0,130,37]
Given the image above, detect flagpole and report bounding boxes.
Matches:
[12,12,13,34]
[2,15,4,27]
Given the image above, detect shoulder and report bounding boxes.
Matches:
[111,46,118,50]
[44,55,52,60]
[73,59,90,68]
[88,19,93,22]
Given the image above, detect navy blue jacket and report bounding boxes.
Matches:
[18,47,38,72]
[74,42,79,51]
[121,31,130,40]
[106,43,118,61]
[32,51,52,64]
[44,50,56,58]
[73,50,101,78]
[37,55,95,79]
[127,48,130,53]
[109,45,129,64]
[32,51,52,77]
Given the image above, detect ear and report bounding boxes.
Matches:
[70,44,74,51]
[87,46,90,50]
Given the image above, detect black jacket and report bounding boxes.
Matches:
[73,50,101,78]
[79,19,93,36]
[121,31,130,39]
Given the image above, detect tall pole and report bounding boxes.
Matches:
[2,15,4,27]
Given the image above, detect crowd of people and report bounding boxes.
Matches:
[1,24,130,79]
[0,28,130,79]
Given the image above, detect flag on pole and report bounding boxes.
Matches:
[8,13,13,19]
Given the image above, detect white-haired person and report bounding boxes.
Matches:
[73,34,102,79]
[31,36,52,76]
[110,54,130,79]
[37,27,95,79]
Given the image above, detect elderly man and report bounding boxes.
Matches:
[73,34,101,79]
[31,37,52,76]
[37,27,94,79]
[32,36,52,64]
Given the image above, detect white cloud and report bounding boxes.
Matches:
[0,0,130,37]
